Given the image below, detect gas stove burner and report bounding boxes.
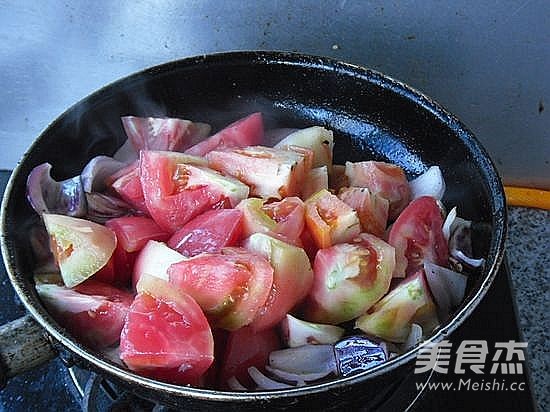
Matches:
[67,366,169,412]
[65,362,433,412]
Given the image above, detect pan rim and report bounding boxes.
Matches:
[0,50,507,402]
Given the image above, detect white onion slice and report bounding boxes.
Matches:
[247,367,294,390]
[424,262,468,319]
[402,323,423,352]
[409,166,446,200]
[227,376,248,391]
[451,249,485,268]
[264,365,332,386]
[81,155,125,193]
[268,345,337,375]
[442,206,457,241]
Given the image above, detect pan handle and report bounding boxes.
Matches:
[0,314,57,388]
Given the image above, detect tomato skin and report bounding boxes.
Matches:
[36,280,133,349]
[185,112,264,156]
[168,247,274,331]
[338,187,389,238]
[121,116,210,152]
[207,146,311,200]
[109,161,149,214]
[139,150,247,232]
[355,270,439,342]
[388,196,449,277]
[244,233,314,331]
[345,161,411,220]
[218,326,281,389]
[120,276,214,385]
[305,236,394,325]
[237,197,305,246]
[167,209,243,257]
[106,216,170,253]
[304,189,361,249]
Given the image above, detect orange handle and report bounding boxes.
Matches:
[504,186,550,210]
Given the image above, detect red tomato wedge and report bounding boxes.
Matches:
[121,116,211,152]
[36,280,133,349]
[218,326,281,389]
[207,146,312,200]
[140,150,248,232]
[109,160,148,214]
[304,189,361,249]
[345,161,411,220]
[132,240,185,289]
[237,197,305,246]
[168,247,274,331]
[388,196,449,277]
[338,187,389,238]
[244,233,314,331]
[185,112,264,156]
[120,275,214,385]
[167,209,243,257]
[106,216,170,253]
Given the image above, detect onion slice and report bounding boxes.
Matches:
[85,192,132,223]
[26,163,87,217]
[247,367,294,390]
[401,323,423,352]
[227,376,248,391]
[268,345,337,376]
[424,262,468,320]
[409,166,446,200]
[451,249,485,268]
[81,156,125,193]
[264,365,332,386]
[442,206,457,241]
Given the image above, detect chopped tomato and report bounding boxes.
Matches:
[237,197,305,245]
[121,116,210,152]
[388,196,449,276]
[207,146,312,200]
[304,235,395,325]
[121,275,214,385]
[43,214,117,288]
[132,240,185,289]
[338,187,389,237]
[36,280,133,349]
[101,216,170,286]
[109,161,149,214]
[218,326,281,389]
[185,112,264,156]
[302,166,329,200]
[140,150,248,232]
[274,126,334,169]
[356,271,439,342]
[304,189,361,249]
[244,233,314,331]
[345,161,411,220]
[167,209,243,257]
[168,247,274,331]
[105,216,170,253]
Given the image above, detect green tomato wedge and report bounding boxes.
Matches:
[355,271,439,343]
[42,214,117,287]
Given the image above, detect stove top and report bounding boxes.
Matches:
[0,171,537,411]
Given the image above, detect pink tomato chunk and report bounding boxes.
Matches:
[36,280,133,350]
[120,276,214,385]
[185,112,264,156]
[345,161,411,220]
[168,209,243,257]
[168,247,273,331]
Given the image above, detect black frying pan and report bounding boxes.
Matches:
[0,51,506,410]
